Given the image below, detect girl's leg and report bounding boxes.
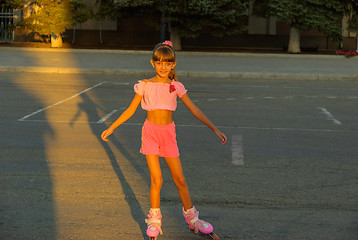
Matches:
[164,156,192,210]
[146,154,163,208]
[164,157,214,235]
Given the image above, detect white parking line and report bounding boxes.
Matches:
[231,135,244,166]
[317,107,342,125]
[112,82,130,85]
[97,110,118,123]
[18,119,358,133]
[18,82,104,121]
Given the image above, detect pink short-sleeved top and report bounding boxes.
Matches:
[134,80,187,111]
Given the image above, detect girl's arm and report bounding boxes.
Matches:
[101,93,142,141]
[180,93,227,145]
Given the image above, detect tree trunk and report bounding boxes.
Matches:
[288,26,301,53]
[51,33,63,48]
[170,27,182,51]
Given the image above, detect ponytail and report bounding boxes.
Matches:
[169,68,178,81]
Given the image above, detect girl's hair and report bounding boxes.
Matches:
[152,42,178,81]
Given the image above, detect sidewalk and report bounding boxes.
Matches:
[0,46,357,80]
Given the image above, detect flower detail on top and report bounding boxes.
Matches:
[163,41,174,48]
[169,84,176,93]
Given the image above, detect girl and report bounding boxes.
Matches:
[101,41,227,240]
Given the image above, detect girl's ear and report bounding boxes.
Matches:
[172,61,177,68]
[150,59,155,68]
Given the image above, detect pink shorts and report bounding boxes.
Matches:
[140,119,179,157]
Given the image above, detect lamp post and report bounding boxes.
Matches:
[160,0,165,42]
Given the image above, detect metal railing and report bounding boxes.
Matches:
[0,7,15,42]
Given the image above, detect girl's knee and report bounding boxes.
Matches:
[151,176,163,189]
[173,176,187,189]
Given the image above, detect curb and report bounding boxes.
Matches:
[1,66,357,81]
[181,71,358,80]
[0,46,347,59]
[0,66,151,75]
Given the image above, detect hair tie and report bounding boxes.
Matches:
[162,40,173,48]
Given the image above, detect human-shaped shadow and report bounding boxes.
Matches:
[0,73,56,239]
[71,91,148,238]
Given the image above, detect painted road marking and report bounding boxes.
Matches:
[317,107,342,125]
[112,82,130,85]
[18,82,104,121]
[17,119,358,133]
[166,95,356,101]
[231,135,244,166]
[97,110,118,123]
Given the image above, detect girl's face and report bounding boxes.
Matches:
[150,60,177,79]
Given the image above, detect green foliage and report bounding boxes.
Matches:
[95,0,155,20]
[96,0,249,38]
[348,13,358,31]
[70,0,91,24]
[95,0,117,20]
[167,0,249,38]
[113,0,155,8]
[5,0,24,8]
[253,0,358,44]
[344,0,358,32]
[13,0,89,36]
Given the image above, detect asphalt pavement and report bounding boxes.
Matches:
[0,46,358,80]
[1,46,358,240]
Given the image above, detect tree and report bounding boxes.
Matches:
[96,0,249,50]
[4,0,23,8]
[167,0,249,50]
[253,0,358,53]
[344,0,358,33]
[9,0,89,47]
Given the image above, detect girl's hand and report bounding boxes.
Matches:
[101,128,113,142]
[215,130,227,145]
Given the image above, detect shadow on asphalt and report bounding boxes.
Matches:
[75,90,149,239]
[0,73,56,239]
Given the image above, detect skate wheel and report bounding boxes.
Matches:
[209,232,220,240]
[149,237,156,240]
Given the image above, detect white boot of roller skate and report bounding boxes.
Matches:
[182,206,213,235]
[145,208,163,240]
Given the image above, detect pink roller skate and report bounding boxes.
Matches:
[183,206,219,240]
[145,208,163,240]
